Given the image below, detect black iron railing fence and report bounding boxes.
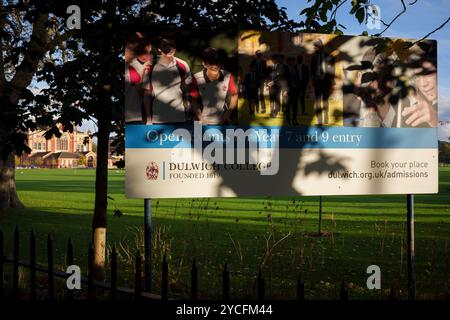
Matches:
[0,227,401,301]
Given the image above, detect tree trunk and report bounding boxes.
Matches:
[92,118,110,281]
[91,0,115,282]
[0,152,24,210]
[0,13,50,212]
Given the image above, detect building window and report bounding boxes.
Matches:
[61,139,68,151]
[56,138,69,151]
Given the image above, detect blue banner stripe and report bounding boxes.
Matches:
[125,124,437,149]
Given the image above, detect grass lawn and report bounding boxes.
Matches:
[0,167,449,299]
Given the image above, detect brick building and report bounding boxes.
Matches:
[19,126,97,168]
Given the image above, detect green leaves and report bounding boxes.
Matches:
[299,0,371,33]
[44,125,62,140]
[350,0,368,24]
[319,9,328,22]
[391,39,412,61]
[355,7,365,24]
[370,38,412,62]
[350,3,359,14]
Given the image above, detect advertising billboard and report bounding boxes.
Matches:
[125,30,438,198]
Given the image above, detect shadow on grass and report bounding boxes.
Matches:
[0,204,449,299]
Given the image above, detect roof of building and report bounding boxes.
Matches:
[43,152,84,160]
[28,124,92,138]
[29,151,51,158]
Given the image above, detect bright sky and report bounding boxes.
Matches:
[277,0,450,140]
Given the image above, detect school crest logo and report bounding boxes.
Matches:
[145,161,159,180]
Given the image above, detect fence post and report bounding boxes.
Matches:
[88,243,94,300]
[161,254,168,300]
[135,250,142,300]
[340,279,348,300]
[257,268,264,301]
[47,234,55,300]
[12,226,19,300]
[191,260,198,301]
[222,263,230,301]
[66,239,73,300]
[406,194,415,300]
[0,230,3,299]
[297,273,304,301]
[30,231,36,300]
[110,246,117,300]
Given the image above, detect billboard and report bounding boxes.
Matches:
[124,29,438,198]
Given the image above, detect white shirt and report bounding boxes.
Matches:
[144,57,192,123]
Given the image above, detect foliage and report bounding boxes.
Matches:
[439,141,450,164]
[0,0,70,157]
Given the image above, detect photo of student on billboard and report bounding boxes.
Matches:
[124,28,238,126]
[125,29,439,199]
[124,32,153,124]
[342,40,437,128]
[238,32,340,126]
[190,47,238,125]
[142,36,193,124]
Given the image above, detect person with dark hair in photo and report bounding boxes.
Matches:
[249,50,267,113]
[191,47,238,125]
[143,36,192,124]
[311,39,335,125]
[125,33,141,64]
[266,54,285,118]
[352,50,402,127]
[243,62,259,116]
[296,55,310,116]
[125,32,153,124]
[351,47,437,128]
[284,57,300,125]
[278,54,289,115]
[402,45,438,128]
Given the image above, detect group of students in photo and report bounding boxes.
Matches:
[240,39,335,125]
[125,33,436,129]
[125,32,238,125]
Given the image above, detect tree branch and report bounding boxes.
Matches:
[331,0,347,22]
[407,16,450,48]
[9,13,49,105]
[376,0,407,36]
